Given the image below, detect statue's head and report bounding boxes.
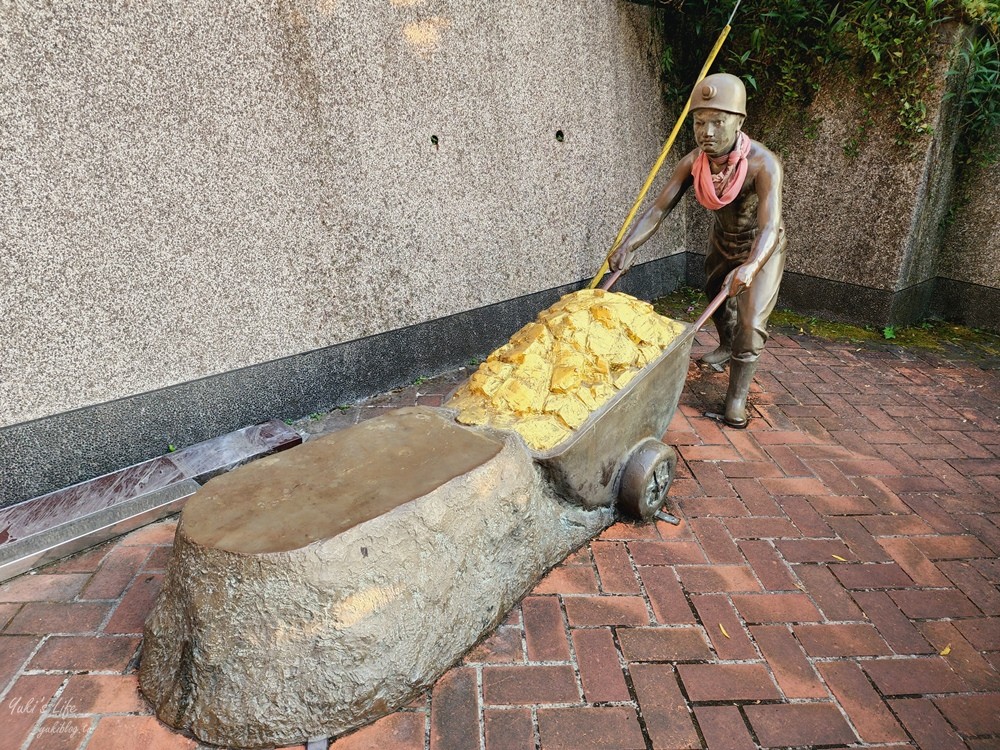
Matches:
[690,73,747,157]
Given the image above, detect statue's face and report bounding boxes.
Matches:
[693,109,745,157]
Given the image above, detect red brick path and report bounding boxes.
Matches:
[1,329,998,749]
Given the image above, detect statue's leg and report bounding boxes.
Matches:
[702,239,738,366]
[725,236,787,428]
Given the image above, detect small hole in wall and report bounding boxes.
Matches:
[431,134,439,149]
[555,130,564,142]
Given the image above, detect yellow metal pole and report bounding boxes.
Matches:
[588,23,734,290]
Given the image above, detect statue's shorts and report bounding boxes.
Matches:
[704,224,787,363]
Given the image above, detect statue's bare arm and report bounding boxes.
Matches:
[609,151,697,271]
[727,151,783,296]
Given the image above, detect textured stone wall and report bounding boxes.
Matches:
[0,0,679,428]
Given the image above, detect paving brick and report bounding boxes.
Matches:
[44,543,112,574]
[690,595,757,660]
[761,445,813,477]
[571,629,628,702]
[677,565,760,593]
[780,497,836,538]
[718,460,784,478]
[900,493,968,534]
[933,694,1000,737]
[0,602,21,631]
[744,703,856,748]
[637,568,696,624]
[522,596,569,662]
[794,565,865,621]
[140,546,174,572]
[591,542,639,594]
[30,636,140,672]
[563,596,648,627]
[431,667,479,750]
[729,478,782,516]
[118,520,178,547]
[0,634,42,691]
[677,663,780,702]
[679,497,752,520]
[629,664,699,749]
[0,574,90,603]
[618,627,712,662]
[731,593,822,624]
[877,537,951,586]
[858,513,934,536]
[724,518,799,540]
[864,657,967,695]
[826,516,894,562]
[104,574,163,634]
[627,541,706,566]
[775,539,856,563]
[1,674,66,750]
[851,591,934,654]
[464,625,523,664]
[912,534,995,560]
[807,495,878,517]
[918,621,1000,692]
[794,622,891,657]
[6,602,111,635]
[536,707,644,750]
[749,624,826,699]
[889,698,967,750]
[687,461,736,497]
[955,617,1000,650]
[737,541,799,591]
[830,562,914,589]
[28,716,91,750]
[329,712,426,750]
[801,458,861,495]
[484,708,533,750]
[816,661,907,744]
[888,588,981,619]
[959,514,1000,555]
[532,564,599,595]
[81,546,151,601]
[482,665,579,705]
[692,705,755,750]
[853,476,912,515]
[688,518,744,564]
[58,674,146,713]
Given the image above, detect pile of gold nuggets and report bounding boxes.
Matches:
[447,289,685,451]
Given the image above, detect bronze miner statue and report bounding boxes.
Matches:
[611,72,786,428]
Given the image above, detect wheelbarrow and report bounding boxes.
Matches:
[528,279,728,525]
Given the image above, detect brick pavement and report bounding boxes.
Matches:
[1,328,998,749]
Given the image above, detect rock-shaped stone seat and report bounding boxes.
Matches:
[140,406,613,748]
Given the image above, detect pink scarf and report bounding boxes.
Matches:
[693,132,751,210]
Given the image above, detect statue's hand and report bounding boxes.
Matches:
[609,243,635,273]
[727,262,757,296]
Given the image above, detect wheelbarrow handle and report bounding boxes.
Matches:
[599,269,624,291]
[692,288,729,331]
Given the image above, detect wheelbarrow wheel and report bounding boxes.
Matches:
[618,438,677,522]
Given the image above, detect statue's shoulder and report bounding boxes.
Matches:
[748,139,783,176]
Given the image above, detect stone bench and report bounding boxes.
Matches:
[139,406,613,748]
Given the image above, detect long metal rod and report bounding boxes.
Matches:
[588,1,742,290]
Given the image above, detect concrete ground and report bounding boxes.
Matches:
[1,325,998,749]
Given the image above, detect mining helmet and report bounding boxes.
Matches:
[690,73,747,117]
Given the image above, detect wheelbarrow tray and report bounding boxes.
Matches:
[531,321,695,509]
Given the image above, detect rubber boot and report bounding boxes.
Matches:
[723,359,758,429]
[699,298,736,367]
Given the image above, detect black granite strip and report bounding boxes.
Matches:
[0,257,686,509]
[930,277,1000,331]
